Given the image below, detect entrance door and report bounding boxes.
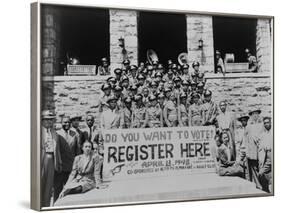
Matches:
[138,11,187,66]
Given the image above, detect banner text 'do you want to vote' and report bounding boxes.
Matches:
[102,126,217,180]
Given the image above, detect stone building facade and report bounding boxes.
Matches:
[41,5,273,125]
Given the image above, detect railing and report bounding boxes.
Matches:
[225,62,251,73]
[66,65,97,76]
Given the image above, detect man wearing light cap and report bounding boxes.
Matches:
[120,97,133,129]
[244,108,263,187]
[146,94,163,128]
[100,95,121,129]
[97,57,111,75]
[131,94,147,128]
[201,89,218,126]
[98,83,111,113]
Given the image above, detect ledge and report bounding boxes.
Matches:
[42,72,271,82]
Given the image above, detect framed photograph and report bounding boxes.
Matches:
[31,1,274,211]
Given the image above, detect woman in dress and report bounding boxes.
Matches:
[58,141,102,198]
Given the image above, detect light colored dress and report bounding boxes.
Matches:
[59,152,102,197]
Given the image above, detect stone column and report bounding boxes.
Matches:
[41,6,60,76]
[109,9,138,70]
[186,15,214,72]
[256,18,272,73]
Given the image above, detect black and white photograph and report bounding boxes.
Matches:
[31,2,274,210]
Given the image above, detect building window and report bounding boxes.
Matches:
[58,6,110,75]
[213,16,257,73]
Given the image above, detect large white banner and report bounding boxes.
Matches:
[102,126,217,180]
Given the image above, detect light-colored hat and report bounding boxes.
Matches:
[42,110,55,119]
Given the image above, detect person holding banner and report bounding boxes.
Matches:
[58,141,102,199]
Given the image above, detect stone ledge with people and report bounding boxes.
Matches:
[41,56,272,207]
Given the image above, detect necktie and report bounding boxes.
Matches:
[89,127,92,142]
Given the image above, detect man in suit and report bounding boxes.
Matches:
[258,116,272,192]
[54,116,79,202]
[83,114,100,145]
[41,110,62,207]
[70,113,84,154]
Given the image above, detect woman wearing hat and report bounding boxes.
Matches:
[189,93,203,126]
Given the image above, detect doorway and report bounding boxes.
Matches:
[138,11,187,65]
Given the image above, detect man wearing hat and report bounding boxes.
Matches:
[131,94,147,128]
[136,74,146,94]
[142,87,150,108]
[190,61,204,83]
[201,90,218,126]
[163,69,174,82]
[114,68,122,82]
[215,50,225,74]
[128,65,138,85]
[106,76,117,88]
[122,59,131,74]
[41,110,62,207]
[189,92,203,126]
[178,92,189,126]
[245,48,258,72]
[244,108,263,187]
[163,92,179,127]
[120,97,133,128]
[258,116,272,192]
[120,75,130,97]
[98,83,111,113]
[146,94,163,128]
[181,64,191,82]
[55,116,80,201]
[97,57,111,75]
[100,95,121,129]
[113,85,124,109]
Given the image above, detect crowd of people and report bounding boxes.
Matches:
[41,56,272,207]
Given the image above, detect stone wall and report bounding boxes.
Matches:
[42,74,272,126]
[41,6,60,76]
[205,74,272,116]
[109,9,138,70]
[256,18,272,73]
[186,15,214,72]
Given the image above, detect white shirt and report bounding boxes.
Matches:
[100,108,120,129]
[216,111,233,130]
